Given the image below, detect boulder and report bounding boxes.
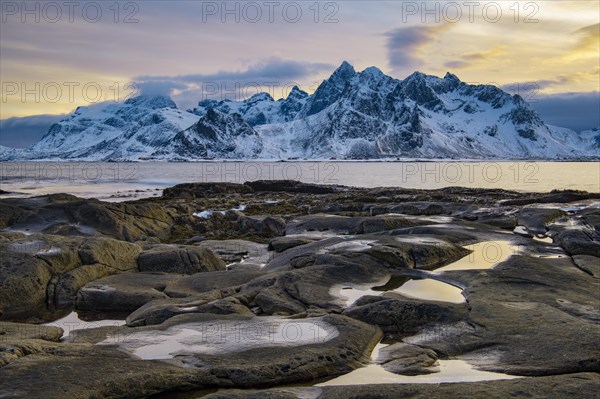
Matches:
[126,295,253,326]
[137,244,225,274]
[0,194,179,241]
[501,190,600,205]
[245,180,339,194]
[0,344,206,399]
[0,321,63,367]
[517,208,565,235]
[162,182,253,199]
[198,239,270,264]
[555,230,600,257]
[375,342,439,375]
[76,272,184,315]
[286,214,364,235]
[371,202,464,216]
[100,313,382,388]
[239,215,286,236]
[410,254,600,376]
[268,236,319,252]
[343,294,468,338]
[164,269,265,298]
[572,255,600,278]
[0,234,141,321]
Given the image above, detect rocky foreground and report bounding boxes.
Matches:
[0,180,599,398]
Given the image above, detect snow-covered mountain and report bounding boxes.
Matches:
[154,108,263,159]
[2,62,598,161]
[190,85,309,126]
[4,95,198,161]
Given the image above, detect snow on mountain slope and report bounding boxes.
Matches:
[0,145,24,160]
[191,85,309,126]
[27,95,198,161]
[546,126,600,155]
[152,108,262,159]
[2,62,598,161]
[255,64,597,159]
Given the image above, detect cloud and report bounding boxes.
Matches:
[444,47,507,70]
[135,80,189,96]
[530,92,600,132]
[572,23,599,50]
[384,24,450,71]
[444,60,470,69]
[137,58,333,84]
[501,68,600,91]
[558,23,600,63]
[0,114,65,148]
[135,58,334,106]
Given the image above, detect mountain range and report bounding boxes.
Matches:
[1,61,598,161]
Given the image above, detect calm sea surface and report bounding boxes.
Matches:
[0,161,598,201]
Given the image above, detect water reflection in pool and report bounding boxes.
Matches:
[316,343,519,386]
[43,311,125,340]
[334,240,519,305]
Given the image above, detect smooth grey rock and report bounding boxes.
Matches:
[138,244,225,274]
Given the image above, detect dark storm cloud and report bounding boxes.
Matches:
[385,25,447,70]
[135,58,334,96]
[0,114,65,148]
[531,92,600,132]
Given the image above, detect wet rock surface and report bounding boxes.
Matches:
[0,234,141,321]
[76,272,184,316]
[375,342,439,375]
[408,254,600,376]
[0,343,208,399]
[344,294,469,338]
[197,239,269,264]
[137,244,225,274]
[96,313,381,387]
[125,294,254,327]
[201,373,599,399]
[0,181,599,398]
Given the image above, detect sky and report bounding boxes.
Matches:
[0,0,599,146]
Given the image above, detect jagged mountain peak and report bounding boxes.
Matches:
[158,107,262,159]
[204,107,225,120]
[301,61,357,117]
[326,61,357,89]
[357,67,393,89]
[246,92,274,103]
[288,85,308,99]
[195,108,253,136]
[361,66,385,77]
[403,71,428,82]
[333,60,356,76]
[439,72,463,92]
[399,72,443,110]
[443,72,461,82]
